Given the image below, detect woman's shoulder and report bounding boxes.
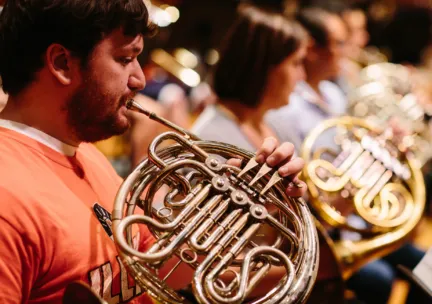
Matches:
[265,104,299,125]
[191,105,255,151]
[192,105,239,134]
[320,81,346,99]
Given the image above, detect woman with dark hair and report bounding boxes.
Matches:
[192,4,308,153]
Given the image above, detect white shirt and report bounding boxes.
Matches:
[0,119,77,156]
[265,80,347,154]
[192,104,302,153]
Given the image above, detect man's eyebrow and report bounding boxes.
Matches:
[118,45,143,54]
[131,46,143,54]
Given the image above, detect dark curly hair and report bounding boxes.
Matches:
[0,0,156,95]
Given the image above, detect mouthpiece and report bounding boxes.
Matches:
[125,99,152,116]
[125,99,201,141]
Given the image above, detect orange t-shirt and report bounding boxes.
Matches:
[0,126,154,304]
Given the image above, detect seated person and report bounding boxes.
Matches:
[268,7,427,304]
[192,4,307,155]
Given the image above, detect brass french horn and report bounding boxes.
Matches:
[358,62,412,95]
[301,116,425,279]
[348,63,432,165]
[111,100,320,304]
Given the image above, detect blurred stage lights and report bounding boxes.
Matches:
[174,48,199,69]
[205,49,220,66]
[150,5,180,27]
[151,49,201,87]
[165,6,180,23]
[179,69,201,87]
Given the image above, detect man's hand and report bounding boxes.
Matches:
[255,137,307,197]
[229,137,307,197]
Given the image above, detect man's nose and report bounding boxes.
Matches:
[128,62,146,92]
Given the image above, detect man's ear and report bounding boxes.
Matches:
[46,44,76,86]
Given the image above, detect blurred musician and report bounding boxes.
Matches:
[0,1,306,303]
[192,3,307,155]
[339,4,387,91]
[266,7,348,150]
[342,6,370,61]
[339,4,371,91]
[268,6,427,304]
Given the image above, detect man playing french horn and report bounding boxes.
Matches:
[0,0,309,303]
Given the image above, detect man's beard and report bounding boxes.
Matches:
[65,77,133,143]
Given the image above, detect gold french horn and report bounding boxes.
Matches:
[349,63,432,166]
[111,100,320,304]
[301,116,425,279]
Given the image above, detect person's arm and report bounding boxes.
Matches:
[0,217,38,303]
[0,188,40,303]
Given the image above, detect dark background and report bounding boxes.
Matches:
[142,0,432,68]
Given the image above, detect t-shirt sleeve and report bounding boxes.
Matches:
[0,217,39,303]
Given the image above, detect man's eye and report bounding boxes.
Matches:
[120,57,133,65]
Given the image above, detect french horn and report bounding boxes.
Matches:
[348,63,432,166]
[358,63,412,95]
[301,116,425,279]
[111,100,320,304]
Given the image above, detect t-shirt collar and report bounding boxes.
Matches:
[0,119,77,156]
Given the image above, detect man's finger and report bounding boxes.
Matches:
[226,158,242,168]
[255,137,279,163]
[266,142,295,167]
[278,157,305,177]
[285,176,308,197]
